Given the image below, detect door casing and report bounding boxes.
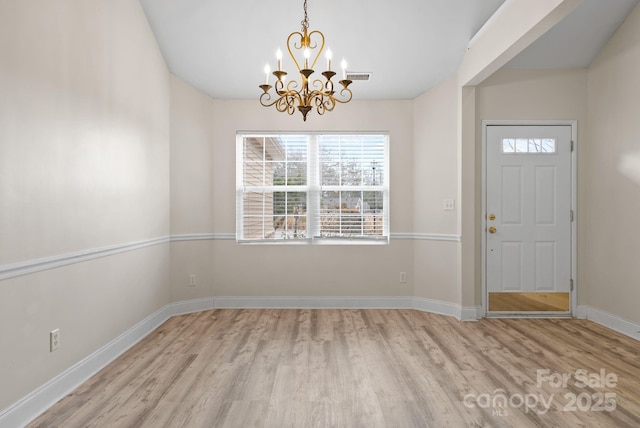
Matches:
[481,120,578,318]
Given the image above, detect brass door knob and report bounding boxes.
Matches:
[488,226,497,234]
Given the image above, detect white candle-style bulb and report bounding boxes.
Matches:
[341,58,347,80]
[326,48,333,71]
[276,48,282,71]
[264,63,270,84]
[304,48,311,68]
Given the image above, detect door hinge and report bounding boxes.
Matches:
[570,210,574,222]
[570,279,574,291]
[571,141,574,152]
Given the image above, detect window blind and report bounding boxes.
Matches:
[236,133,389,244]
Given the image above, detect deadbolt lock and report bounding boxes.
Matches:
[488,226,497,234]
[488,213,496,221]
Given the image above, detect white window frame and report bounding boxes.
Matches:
[236,132,390,244]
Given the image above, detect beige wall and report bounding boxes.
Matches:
[412,76,460,303]
[167,82,421,299]
[586,3,640,323]
[167,75,469,303]
[169,75,215,302]
[207,100,416,298]
[168,76,465,302]
[169,76,214,235]
[0,0,171,411]
[413,76,459,235]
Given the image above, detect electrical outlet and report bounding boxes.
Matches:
[50,329,60,352]
[400,272,407,283]
[189,274,197,286]
[443,199,455,211]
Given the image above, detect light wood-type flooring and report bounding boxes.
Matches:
[29,309,640,427]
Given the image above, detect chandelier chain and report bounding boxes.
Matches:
[301,0,309,31]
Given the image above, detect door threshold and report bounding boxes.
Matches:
[485,311,573,319]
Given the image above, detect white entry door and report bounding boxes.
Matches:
[486,125,573,314]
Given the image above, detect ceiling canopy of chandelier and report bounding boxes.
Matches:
[259,0,353,121]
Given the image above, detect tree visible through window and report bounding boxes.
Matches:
[236,133,389,243]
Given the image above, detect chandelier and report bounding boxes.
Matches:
[259,0,353,121]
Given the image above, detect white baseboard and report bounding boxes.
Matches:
[412,298,480,321]
[170,297,215,315]
[460,306,482,321]
[412,297,458,318]
[578,305,640,341]
[213,296,480,322]
[575,305,588,319]
[213,295,415,310]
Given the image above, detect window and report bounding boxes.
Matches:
[236,133,389,243]
[502,138,556,153]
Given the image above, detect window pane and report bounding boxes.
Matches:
[273,191,307,239]
[281,135,307,185]
[287,162,307,186]
[502,139,515,153]
[282,135,307,161]
[242,191,307,240]
[242,191,271,239]
[319,135,386,187]
[320,137,341,186]
[263,138,282,161]
[541,139,556,153]
[320,191,354,237]
[244,137,266,186]
[340,140,363,185]
[363,191,384,236]
[364,139,385,185]
[319,190,384,237]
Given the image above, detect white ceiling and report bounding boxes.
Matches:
[139,0,639,100]
[506,0,639,69]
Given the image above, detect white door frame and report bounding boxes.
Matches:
[481,120,578,318]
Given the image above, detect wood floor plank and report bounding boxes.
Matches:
[28,309,640,428]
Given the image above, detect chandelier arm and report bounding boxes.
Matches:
[309,78,326,93]
[286,79,301,93]
[332,87,353,104]
[259,89,298,117]
[323,77,335,94]
[287,31,305,70]
[307,30,325,69]
[314,98,327,116]
[325,98,337,114]
[276,94,296,115]
[313,92,336,116]
[285,81,305,107]
[259,92,281,108]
